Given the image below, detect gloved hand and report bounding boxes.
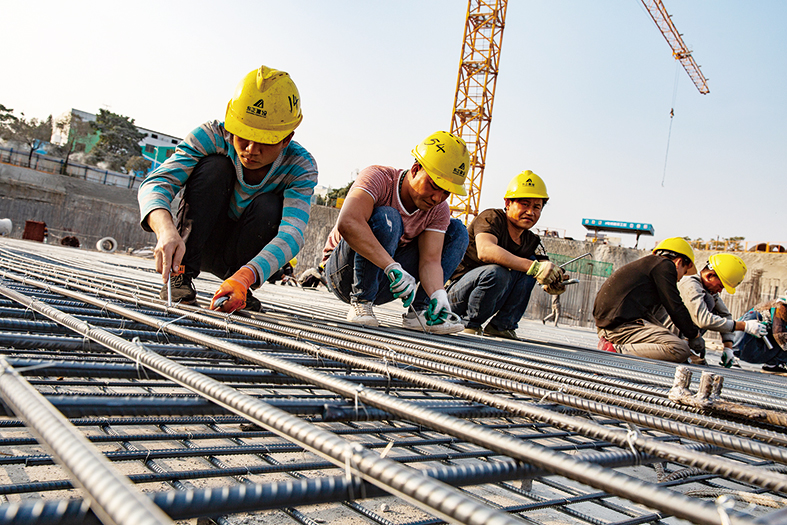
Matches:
[384,262,416,308]
[744,319,768,338]
[542,280,567,296]
[425,289,452,325]
[720,346,736,368]
[211,265,257,313]
[688,336,706,358]
[526,260,562,285]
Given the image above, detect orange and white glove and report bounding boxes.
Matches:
[210,265,257,313]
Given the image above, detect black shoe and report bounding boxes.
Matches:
[159,274,197,304]
[243,290,262,312]
[762,364,787,374]
[483,325,520,340]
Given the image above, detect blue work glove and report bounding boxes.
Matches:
[384,262,416,308]
[425,289,451,326]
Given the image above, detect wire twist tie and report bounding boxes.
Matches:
[354,384,364,415]
[715,495,734,525]
[539,388,563,403]
[625,425,639,456]
[131,337,150,380]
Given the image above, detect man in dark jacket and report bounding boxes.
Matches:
[594,237,706,363]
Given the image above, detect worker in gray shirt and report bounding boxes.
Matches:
[660,253,767,367]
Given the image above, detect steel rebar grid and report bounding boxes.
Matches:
[0,282,524,525]
[0,272,768,524]
[0,357,173,525]
[1,243,786,523]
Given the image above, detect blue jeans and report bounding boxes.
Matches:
[325,206,468,309]
[733,310,785,366]
[447,263,537,331]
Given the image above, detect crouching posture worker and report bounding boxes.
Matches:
[661,253,768,368]
[322,131,470,334]
[447,171,565,340]
[733,297,787,373]
[594,237,706,363]
[138,66,317,313]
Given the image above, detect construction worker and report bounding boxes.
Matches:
[321,131,470,334]
[594,237,706,363]
[733,297,787,373]
[446,171,565,340]
[660,253,769,367]
[138,65,317,313]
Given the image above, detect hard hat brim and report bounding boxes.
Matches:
[224,102,302,144]
[428,171,467,196]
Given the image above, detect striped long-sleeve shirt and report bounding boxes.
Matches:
[138,120,318,282]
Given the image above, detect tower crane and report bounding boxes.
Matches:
[448,1,706,222]
[640,0,710,95]
[448,0,508,224]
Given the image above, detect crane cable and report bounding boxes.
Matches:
[661,60,681,187]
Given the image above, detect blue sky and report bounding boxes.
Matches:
[2,1,785,249]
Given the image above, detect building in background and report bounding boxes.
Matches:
[51,109,182,172]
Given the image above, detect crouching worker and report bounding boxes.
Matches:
[138,66,317,313]
[660,253,768,367]
[447,171,565,340]
[594,237,706,363]
[321,131,470,334]
[733,297,787,373]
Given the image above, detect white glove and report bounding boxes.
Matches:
[426,289,452,325]
[743,319,768,338]
[527,260,563,285]
[384,262,417,308]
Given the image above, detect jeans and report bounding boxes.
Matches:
[325,206,468,309]
[177,155,283,280]
[447,264,537,331]
[732,310,785,365]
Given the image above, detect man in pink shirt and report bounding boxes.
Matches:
[321,131,470,334]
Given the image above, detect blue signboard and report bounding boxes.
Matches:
[582,218,654,236]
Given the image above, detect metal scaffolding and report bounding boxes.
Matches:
[0,238,785,524]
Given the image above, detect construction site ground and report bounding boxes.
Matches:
[0,237,786,525]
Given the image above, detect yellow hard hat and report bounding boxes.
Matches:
[653,237,696,275]
[504,170,549,201]
[225,66,303,144]
[411,131,470,196]
[289,257,297,268]
[708,253,747,294]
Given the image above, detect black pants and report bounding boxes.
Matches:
[177,155,283,281]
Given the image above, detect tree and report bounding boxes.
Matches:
[86,109,145,171]
[0,104,17,133]
[0,111,53,167]
[125,156,151,178]
[52,113,93,175]
[325,180,354,207]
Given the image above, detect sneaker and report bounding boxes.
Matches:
[159,273,197,304]
[402,310,464,334]
[347,301,378,326]
[762,364,787,374]
[597,336,616,353]
[462,326,483,336]
[483,325,519,340]
[243,290,262,312]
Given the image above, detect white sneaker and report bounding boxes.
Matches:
[402,310,464,334]
[346,301,378,326]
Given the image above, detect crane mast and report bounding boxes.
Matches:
[640,0,709,94]
[449,0,508,223]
